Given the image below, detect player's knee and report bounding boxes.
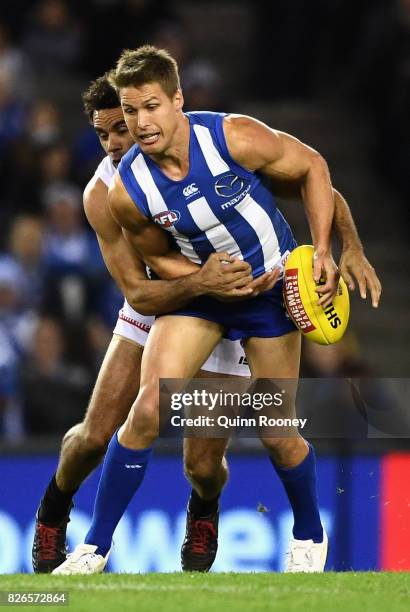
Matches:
[184,454,222,484]
[124,388,160,443]
[61,423,83,446]
[70,422,112,457]
[132,412,159,443]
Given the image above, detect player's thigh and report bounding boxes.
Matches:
[245,332,303,443]
[243,330,301,378]
[139,315,224,382]
[83,334,143,436]
[124,317,224,441]
[197,370,239,379]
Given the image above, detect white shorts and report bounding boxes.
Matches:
[113,300,155,347]
[113,300,250,377]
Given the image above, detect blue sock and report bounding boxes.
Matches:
[85,432,152,555]
[272,442,323,543]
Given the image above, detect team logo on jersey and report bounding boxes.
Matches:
[215,173,244,198]
[183,183,199,198]
[153,210,180,228]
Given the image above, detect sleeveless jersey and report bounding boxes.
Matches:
[91,153,252,372]
[118,112,295,278]
[93,155,116,187]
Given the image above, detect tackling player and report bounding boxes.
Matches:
[32,74,269,574]
[52,47,381,576]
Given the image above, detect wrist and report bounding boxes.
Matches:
[189,269,209,297]
[341,238,364,252]
[314,244,331,256]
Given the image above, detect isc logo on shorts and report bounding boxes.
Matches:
[153,210,181,228]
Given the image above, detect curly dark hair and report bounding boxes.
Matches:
[82,72,120,123]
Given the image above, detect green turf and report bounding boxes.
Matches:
[0,573,409,612]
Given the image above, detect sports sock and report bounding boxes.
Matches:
[272,442,323,543]
[38,475,77,525]
[188,489,219,517]
[85,432,152,556]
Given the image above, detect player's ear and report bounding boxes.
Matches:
[174,89,184,111]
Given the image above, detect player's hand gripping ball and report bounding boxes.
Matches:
[283,245,350,345]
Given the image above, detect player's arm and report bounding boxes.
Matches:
[224,115,338,306]
[98,174,268,308]
[332,190,381,308]
[269,180,381,307]
[108,173,278,298]
[85,177,194,313]
[107,172,199,279]
[85,177,253,313]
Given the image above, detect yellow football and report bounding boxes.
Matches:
[283,245,350,345]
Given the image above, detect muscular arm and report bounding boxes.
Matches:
[107,172,199,280]
[84,176,205,315]
[268,178,361,247]
[332,190,381,307]
[332,189,362,249]
[268,179,381,307]
[107,172,280,299]
[224,115,338,305]
[84,176,256,314]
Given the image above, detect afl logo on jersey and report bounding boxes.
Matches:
[215,173,244,198]
[153,210,181,228]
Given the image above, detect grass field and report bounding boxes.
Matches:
[0,573,409,612]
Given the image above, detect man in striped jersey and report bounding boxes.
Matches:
[51,54,381,576]
[33,74,268,574]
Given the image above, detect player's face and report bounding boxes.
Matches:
[120,82,183,155]
[93,108,134,164]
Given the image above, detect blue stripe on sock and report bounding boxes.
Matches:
[272,442,323,543]
[85,432,152,556]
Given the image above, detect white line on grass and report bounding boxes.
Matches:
[63,583,347,596]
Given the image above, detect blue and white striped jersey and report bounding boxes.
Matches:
[119,111,295,278]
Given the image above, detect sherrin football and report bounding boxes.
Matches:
[283,245,350,345]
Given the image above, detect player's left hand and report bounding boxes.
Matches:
[339,246,382,308]
[211,268,280,301]
[246,267,281,297]
[313,249,339,308]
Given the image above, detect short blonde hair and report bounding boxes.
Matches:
[110,45,181,99]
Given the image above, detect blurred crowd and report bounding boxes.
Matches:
[0,0,408,438]
[0,0,228,439]
[253,0,410,201]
